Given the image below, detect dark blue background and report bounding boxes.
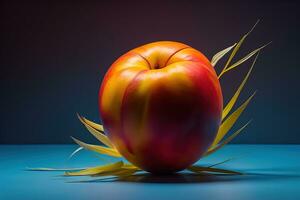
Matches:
[1,0,299,144]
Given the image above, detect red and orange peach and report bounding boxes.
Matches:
[99,41,223,173]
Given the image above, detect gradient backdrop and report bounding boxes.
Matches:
[1,0,299,144]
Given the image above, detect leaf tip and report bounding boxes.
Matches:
[70,136,80,145]
[76,112,82,119]
[249,19,260,34]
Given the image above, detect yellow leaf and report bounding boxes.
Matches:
[71,169,138,183]
[187,166,242,175]
[26,167,85,171]
[71,137,122,157]
[205,120,251,157]
[211,43,237,67]
[218,20,259,78]
[122,163,140,170]
[80,114,104,132]
[92,168,138,177]
[222,52,259,120]
[77,114,114,148]
[114,169,138,177]
[222,42,270,75]
[65,161,123,176]
[211,92,256,147]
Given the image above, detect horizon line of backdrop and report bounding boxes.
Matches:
[1,0,300,144]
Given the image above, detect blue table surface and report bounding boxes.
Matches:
[1,144,300,200]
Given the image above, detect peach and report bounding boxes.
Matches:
[99,41,222,173]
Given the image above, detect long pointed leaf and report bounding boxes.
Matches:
[77,114,114,148]
[71,137,122,157]
[187,166,242,175]
[218,20,259,78]
[211,43,237,67]
[222,42,270,74]
[122,164,140,170]
[222,52,259,120]
[70,169,138,183]
[65,161,123,176]
[80,114,104,132]
[26,167,85,171]
[212,92,256,147]
[92,168,138,177]
[205,120,252,157]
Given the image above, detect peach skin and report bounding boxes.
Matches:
[99,41,223,173]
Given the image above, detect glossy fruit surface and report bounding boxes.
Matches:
[99,41,223,173]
